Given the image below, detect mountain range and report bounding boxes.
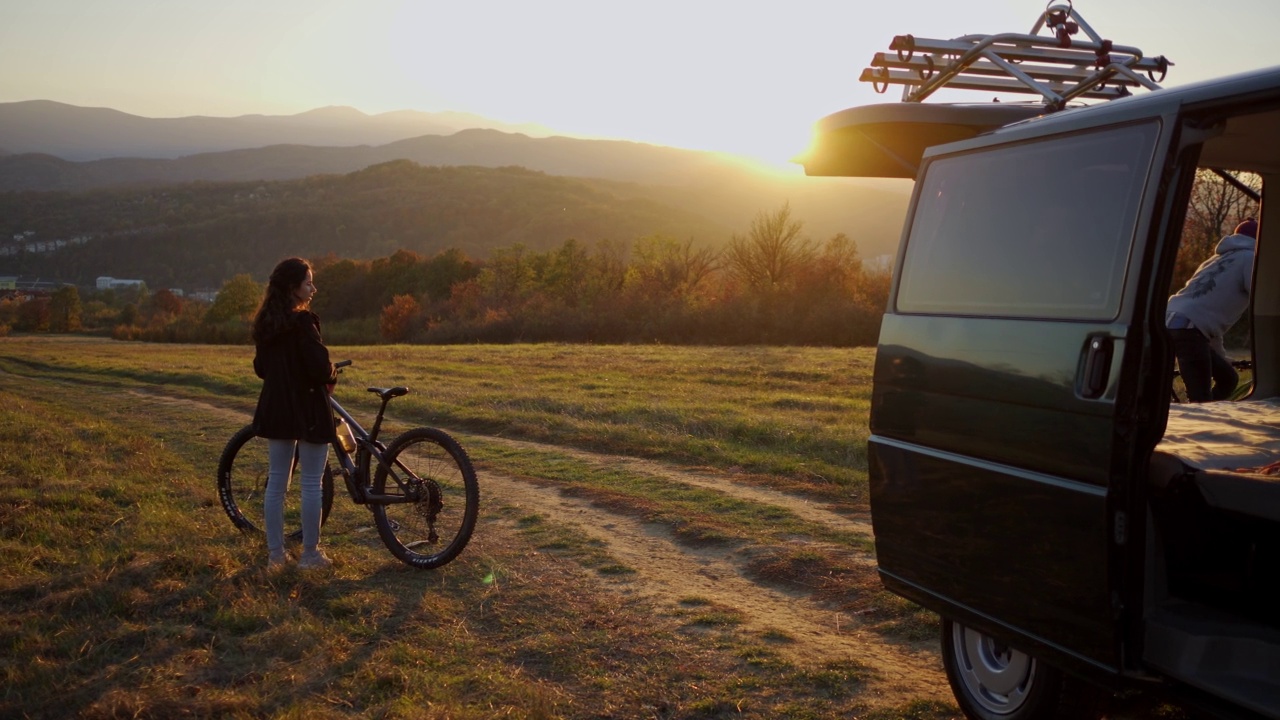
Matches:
[0,126,774,191]
[0,100,911,276]
[0,100,555,161]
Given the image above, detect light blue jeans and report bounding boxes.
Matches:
[264,439,329,554]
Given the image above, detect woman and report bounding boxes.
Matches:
[251,257,338,569]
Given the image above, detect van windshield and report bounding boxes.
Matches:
[897,122,1160,320]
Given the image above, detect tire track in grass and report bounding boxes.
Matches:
[484,436,873,537]
[481,467,949,704]
[133,388,951,706]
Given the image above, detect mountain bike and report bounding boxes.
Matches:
[216,360,479,569]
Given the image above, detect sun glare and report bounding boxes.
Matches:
[695,127,817,177]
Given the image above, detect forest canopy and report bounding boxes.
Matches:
[0,203,891,347]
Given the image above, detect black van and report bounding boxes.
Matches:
[803,10,1279,720]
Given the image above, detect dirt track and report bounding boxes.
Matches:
[143,389,952,709]
[479,461,949,705]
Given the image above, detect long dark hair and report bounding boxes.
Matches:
[251,257,312,344]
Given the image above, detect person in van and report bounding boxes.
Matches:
[1165,218,1258,402]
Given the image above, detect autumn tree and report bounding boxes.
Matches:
[16,297,50,332]
[370,250,429,304]
[205,274,262,325]
[150,288,185,317]
[311,258,366,321]
[311,249,478,323]
[422,247,478,302]
[0,297,18,331]
[530,238,627,310]
[118,303,139,327]
[584,239,629,306]
[380,294,421,342]
[537,239,591,307]
[48,286,83,333]
[479,244,537,307]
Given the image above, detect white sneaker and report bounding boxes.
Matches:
[298,549,333,569]
[267,549,291,570]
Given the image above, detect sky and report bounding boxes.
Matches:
[3,0,1279,167]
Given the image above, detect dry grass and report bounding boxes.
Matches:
[0,336,955,719]
[0,337,876,499]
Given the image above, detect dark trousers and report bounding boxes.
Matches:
[1170,328,1238,402]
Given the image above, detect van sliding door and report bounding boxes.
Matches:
[869,119,1166,674]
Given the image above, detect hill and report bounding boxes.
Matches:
[0,100,554,161]
[0,103,913,287]
[0,128,760,190]
[0,165,908,291]
[3,162,896,291]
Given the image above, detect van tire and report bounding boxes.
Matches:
[941,617,1098,720]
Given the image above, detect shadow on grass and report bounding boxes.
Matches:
[0,544,468,719]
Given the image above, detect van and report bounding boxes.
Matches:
[803,7,1278,720]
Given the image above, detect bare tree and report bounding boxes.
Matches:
[1173,169,1260,290]
[629,234,719,298]
[724,202,815,291]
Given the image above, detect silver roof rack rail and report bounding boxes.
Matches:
[860,2,1172,110]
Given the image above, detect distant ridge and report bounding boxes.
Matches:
[0,100,913,262]
[0,100,555,161]
[0,128,757,191]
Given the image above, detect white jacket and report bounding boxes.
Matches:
[1166,232,1256,341]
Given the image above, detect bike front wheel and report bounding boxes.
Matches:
[371,427,479,569]
[216,424,335,540]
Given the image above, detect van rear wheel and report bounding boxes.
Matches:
[941,617,1070,720]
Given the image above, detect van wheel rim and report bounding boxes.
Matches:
[951,622,1036,714]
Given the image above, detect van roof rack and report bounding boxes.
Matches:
[861,2,1172,110]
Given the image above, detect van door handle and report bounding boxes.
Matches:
[1079,335,1113,399]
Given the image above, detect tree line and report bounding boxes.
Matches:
[0,203,891,347]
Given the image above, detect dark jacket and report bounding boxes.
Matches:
[252,310,338,444]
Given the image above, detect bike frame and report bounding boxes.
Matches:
[328,392,421,506]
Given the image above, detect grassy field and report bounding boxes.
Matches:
[0,338,877,497]
[0,336,950,719]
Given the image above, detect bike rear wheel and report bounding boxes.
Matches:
[371,427,479,569]
[216,424,335,540]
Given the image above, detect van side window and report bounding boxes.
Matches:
[897,122,1160,320]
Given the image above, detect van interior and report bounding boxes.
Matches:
[1145,103,1280,715]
